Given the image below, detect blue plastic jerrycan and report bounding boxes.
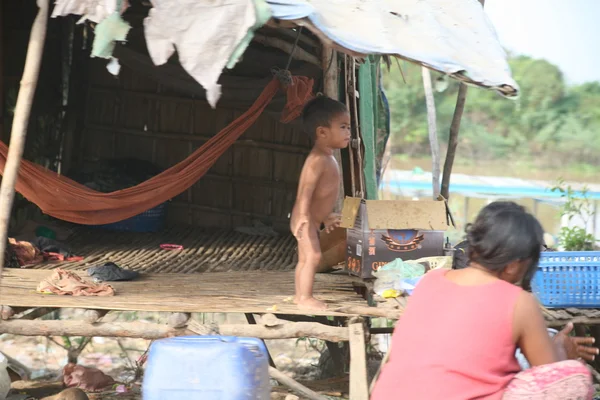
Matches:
[143,336,270,399]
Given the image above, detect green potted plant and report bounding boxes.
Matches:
[551,179,597,251]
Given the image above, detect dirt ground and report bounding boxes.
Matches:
[1,309,370,399]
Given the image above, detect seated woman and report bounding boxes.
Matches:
[371,201,597,400]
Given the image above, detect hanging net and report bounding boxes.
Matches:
[0,75,314,225]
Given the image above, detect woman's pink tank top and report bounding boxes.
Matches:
[371,269,522,400]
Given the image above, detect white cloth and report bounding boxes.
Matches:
[143,0,259,108]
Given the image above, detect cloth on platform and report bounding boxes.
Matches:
[37,268,115,296]
[88,262,140,282]
[34,237,74,258]
[63,363,115,392]
[503,360,593,400]
[144,0,266,108]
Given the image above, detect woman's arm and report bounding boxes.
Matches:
[513,291,561,366]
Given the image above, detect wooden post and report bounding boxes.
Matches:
[421,67,440,199]
[440,0,485,199]
[440,83,468,199]
[349,322,369,400]
[245,313,276,368]
[322,45,345,211]
[0,0,49,276]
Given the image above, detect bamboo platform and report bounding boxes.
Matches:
[29,226,298,273]
[0,269,394,318]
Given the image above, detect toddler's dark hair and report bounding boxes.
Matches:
[466,201,543,289]
[302,95,348,137]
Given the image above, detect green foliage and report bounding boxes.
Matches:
[383,56,600,166]
[550,179,596,251]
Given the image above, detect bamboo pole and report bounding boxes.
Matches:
[253,33,320,67]
[322,45,346,210]
[421,67,440,199]
[440,83,467,200]
[0,319,351,342]
[0,0,49,278]
[440,0,485,199]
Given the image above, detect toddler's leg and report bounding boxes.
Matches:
[294,226,326,310]
[503,360,593,400]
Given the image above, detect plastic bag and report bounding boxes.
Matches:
[373,258,426,296]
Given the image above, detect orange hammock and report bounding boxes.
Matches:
[0,75,314,225]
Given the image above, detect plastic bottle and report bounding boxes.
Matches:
[0,353,10,400]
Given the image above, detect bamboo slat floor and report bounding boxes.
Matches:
[29,226,298,273]
[0,269,373,317]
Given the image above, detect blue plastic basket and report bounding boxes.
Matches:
[94,203,167,233]
[531,251,600,308]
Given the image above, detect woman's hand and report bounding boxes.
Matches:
[324,213,341,234]
[554,322,598,362]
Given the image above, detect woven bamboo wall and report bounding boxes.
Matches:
[80,58,312,231]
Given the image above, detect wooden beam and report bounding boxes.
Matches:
[169,202,290,224]
[0,319,351,342]
[0,0,49,277]
[253,33,320,67]
[331,305,402,320]
[421,67,441,199]
[441,83,467,200]
[86,124,309,155]
[269,366,328,400]
[349,323,369,400]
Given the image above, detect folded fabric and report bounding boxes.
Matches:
[87,262,139,282]
[37,268,115,296]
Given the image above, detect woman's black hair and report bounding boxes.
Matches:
[466,201,544,290]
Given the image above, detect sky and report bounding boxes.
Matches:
[485,0,600,85]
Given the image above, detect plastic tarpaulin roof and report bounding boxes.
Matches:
[267,0,519,96]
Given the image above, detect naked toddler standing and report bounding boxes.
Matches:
[290,96,350,310]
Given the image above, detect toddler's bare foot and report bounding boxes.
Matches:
[296,297,327,310]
